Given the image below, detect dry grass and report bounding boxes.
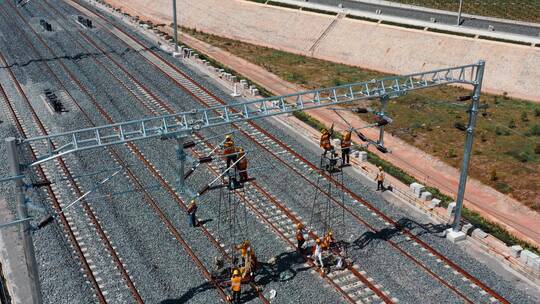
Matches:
[181,28,540,211]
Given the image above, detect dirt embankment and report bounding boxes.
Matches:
[105,0,540,102]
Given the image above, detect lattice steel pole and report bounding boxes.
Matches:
[6,137,42,304]
[173,0,179,52]
[452,60,485,231]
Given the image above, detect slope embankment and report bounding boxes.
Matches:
[105,0,540,102]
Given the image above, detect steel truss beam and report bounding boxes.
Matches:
[21,62,482,167]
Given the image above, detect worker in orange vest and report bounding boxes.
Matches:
[223,134,236,168]
[375,166,385,191]
[323,230,335,251]
[295,223,306,252]
[236,240,250,267]
[235,147,248,182]
[230,269,242,304]
[341,130,352,165]
[320,128,333,156]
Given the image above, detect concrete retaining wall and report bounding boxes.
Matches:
[105,0,540,102]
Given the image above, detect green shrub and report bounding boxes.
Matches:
[490,169,498,181]
[525,124,540,136]
[508,119,516,129]
[495,182,512,194]
[535,143,540,155]
[506,150,534,163]
[521,111,529,122]
[535,108,540,117]
[495,127,510,136]
[446,148,457,158]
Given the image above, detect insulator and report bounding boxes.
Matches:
[198,156,212,163]
[37,216,54,229]
[183,140,195,149]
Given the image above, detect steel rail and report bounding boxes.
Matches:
[2,4,148,301]
[28,1,510,302]
[70,8,509,302]
[68,12,478,301]
[41,4,388,300]
[4,3,228,303]
[0,52,108,304]
[24,3,270,302]
[189,133,384,303]
[35,4,357,301]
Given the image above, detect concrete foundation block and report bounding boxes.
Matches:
[446,228,466,243]
[420,191,432,201]
[461,223,474,235]
[520,250,539,266]
[471,228,488,239]
[446,202,456,218]
[358,151,368,161]
[529,257,540,271]
[409,182,425,196]
[251,88,259,96]
[172,52,182,58]
[428,198,441,209]
[509,245,523,258]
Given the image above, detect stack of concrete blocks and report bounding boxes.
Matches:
[409,182,425,198]
[358,151,368,161]
[446,202,456,218]
[519,250,540,272]
[249,85,258,96]
[240,79,249,89]
[461,223,474,235]
[420,191,432,201]
[193,53,199,60]
[471,228,488,239]
[428,198,441,210]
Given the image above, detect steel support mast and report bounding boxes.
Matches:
[6,137,42,304]
[452,60,485,231]
[172,0,178,52]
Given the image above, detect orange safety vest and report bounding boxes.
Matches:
[377,171,385,182]
[237,152,248,170]
[296,229,304,241]
[321,240,329,251]
[341,132,352,148]
[231,276,241,292]
[320,133,331,150]
[223,139,235,155]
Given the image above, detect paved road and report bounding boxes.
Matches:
[304,0,540,37]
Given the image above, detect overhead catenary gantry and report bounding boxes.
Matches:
[19,62,484,167]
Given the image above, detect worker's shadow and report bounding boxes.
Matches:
[256,251,310,285]
[351,218,448,250]
[160,281,216,303]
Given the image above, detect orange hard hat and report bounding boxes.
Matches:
[316,238,321,244]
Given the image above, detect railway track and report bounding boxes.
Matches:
[32,2,396,301]
[6,1,272,302]
[63,1,512,303]
[1,0,515,302]
[0,35,141,304]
